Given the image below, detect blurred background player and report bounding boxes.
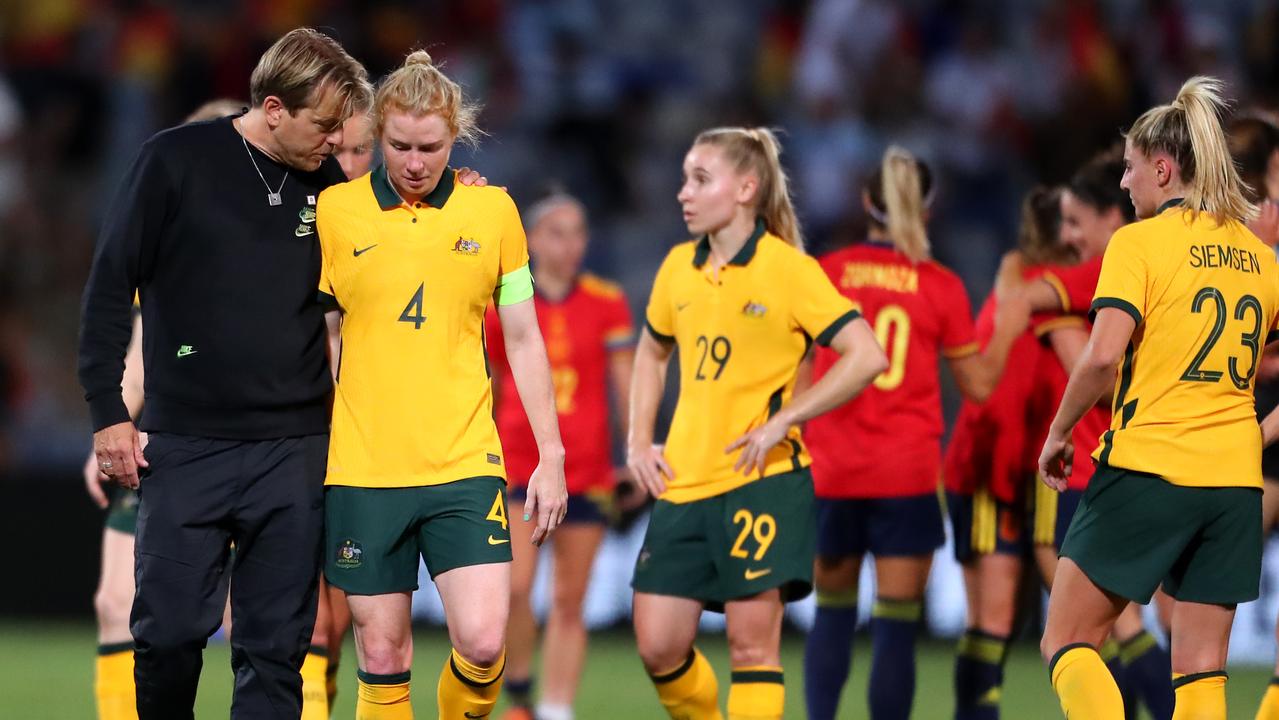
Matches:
[1012,149,1175,720]
[1224,113,1279,720]
[801,145,1030,720]
[485,191,635,720]
[1040,76,1276,719]
[941,185,1075,720]
[317,50,566,720]
[83,97,244,720]
[628,125,888,720]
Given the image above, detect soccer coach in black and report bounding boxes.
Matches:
[77,29,371,719]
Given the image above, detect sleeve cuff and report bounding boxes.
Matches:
[1042,273,1071,312]
[317,290,340,312]
[815,309,861,347]
[645,319,675,344]
[495,265,535,306]
[604,328,636,350]
[941,341,979,359]
[89,393,132,432]
[1090,297,1142,326]
[1032,316,1086,339]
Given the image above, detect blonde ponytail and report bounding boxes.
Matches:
[881,146,930,262]
[866,145,934,262]
[692,126,804,251]
[1127,76,1256,223]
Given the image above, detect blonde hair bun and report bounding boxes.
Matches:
[404,50,434,67]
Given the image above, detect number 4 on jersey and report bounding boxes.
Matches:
[399,282,426,329]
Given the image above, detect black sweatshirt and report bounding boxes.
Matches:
[78,114,346,438]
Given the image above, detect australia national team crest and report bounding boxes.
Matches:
[452,237,481,255]
[335,539,363,569]
[741,300,768,318]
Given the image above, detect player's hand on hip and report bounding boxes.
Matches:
[1038,431,1073,492]
[727,418,787,477]
[82,451,109,508]
[93,421,149,491]
[525,456,567,547]
[627,443,673,499]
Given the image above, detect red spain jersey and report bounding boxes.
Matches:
[943,267,1047,503]
[486,273,634,494]
[1030,257,1110,491]
[807,243,978,498]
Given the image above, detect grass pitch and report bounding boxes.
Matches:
[3,621,1271,718]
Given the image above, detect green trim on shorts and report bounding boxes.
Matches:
[324,476,512,595]
[1060,464,1261,604]
[104,487,139,535]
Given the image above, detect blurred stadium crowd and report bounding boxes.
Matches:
[2,0,1279,474]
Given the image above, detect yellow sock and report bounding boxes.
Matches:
[356,670,412,720]
[437,648,504,719]
[1174,671,1227,720]
[327,659,340,713]
[649,648,724,720]
[301,647,329,720]
[95,643,138,720]
[1257,676,1279,720]
[726,666,784,720]
[1049,644,1124,720]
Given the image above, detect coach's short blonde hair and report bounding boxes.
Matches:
[250,27,372,121]
[375,50,482,146]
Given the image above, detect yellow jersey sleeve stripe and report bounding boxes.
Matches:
[815,309,861,347]
[942,341,979,359]
[317,290,339,312]
[495,265,534,306]
[1033,316,1085,338]
[1042,273,1071,312]
[1090,296,1142,326]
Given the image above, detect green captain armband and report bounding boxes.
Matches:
[495,264,535,306]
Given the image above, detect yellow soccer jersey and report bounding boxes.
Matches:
[317,166,533,488]
[646,220,859,503]
[1091,200,1279,488]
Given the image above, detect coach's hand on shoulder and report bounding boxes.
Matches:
[455,167,507,192]
[93,420,148,491]
[525,449,567,547]
[627,443,673,499]
[1038,430,1073,492]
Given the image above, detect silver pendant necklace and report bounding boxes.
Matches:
[238,122,288,206]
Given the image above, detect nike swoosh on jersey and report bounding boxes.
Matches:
[354,244,379,257]
[744,567,772,580]
[487,536,509,545]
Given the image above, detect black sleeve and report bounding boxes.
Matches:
[78,138,172,431]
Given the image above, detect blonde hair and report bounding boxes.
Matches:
[692,127,803,250]
[184,98,245,124]
[866,145,932,262]
[375,50,483,146]
[249,28,372,122]
[1126,76,1256,223]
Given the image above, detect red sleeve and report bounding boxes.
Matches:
[602,293,635,351]
[1040,256,1103,315]
[939,271,978,358]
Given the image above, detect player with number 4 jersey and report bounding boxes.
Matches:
[802,146,1030,720]
[317,52,567,720]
